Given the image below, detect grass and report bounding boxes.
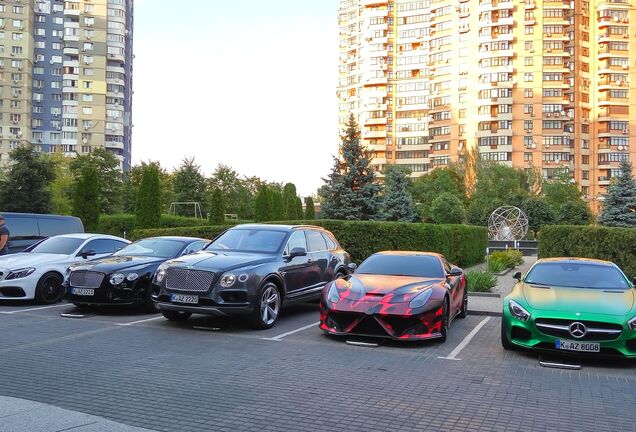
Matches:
[466,270,498,293]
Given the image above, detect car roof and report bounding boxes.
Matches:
[233,223,328,231]
[53,233,127,241]
[143,236,208,242]
[537,257,616,267]
[374,251,444,258]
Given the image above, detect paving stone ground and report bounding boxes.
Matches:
[1,300,635,432]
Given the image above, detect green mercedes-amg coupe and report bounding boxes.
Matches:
[502,258,636,358]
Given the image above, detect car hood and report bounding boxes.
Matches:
[71,255,167,274]
[166,251,276,272]
[522,283,636,316]
[0,253,70,270]
[334,274,443,303]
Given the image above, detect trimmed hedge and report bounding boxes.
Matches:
[130,219,487,268]
[538,225,636,277]
[129,224,236,241]
[98,213,250,238]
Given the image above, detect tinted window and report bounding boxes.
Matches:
[357,254,445,278]
[207,229,287,253]
[113,241,128,251]
[115,239,185,258]
[524,262,631,290]
[38,217,83,237]
[306,230,327,252]
[30,237,85,255]
[83,239,115,254]
[183,241,206,255]
[321,232,337,250]
[2,216,39,238]
[284,231,307,255]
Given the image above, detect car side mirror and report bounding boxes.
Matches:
[288,247,307,259]
[79,249,96,259]
[513,271,522,281]
[346,263,357,273]
[632,276,636,286]
[447,266,463,277]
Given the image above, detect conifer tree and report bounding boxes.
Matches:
[304,197,316,219]
[599,159,636,227]
[73,166,100,232]
[135,164,162,229]
[208,188,225,225]
[381,165,416,222]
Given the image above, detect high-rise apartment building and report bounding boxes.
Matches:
[0,0,133,170]
[338,0,635,210]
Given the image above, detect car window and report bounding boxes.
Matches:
[442,259,452,274]
[30,237,85,255]
[321,232,337,250]
[284,231,307,255]
[113,240,128,252]
[38,217,83,237]
[357,254,446,278]
[306,230,327,252]
[207,229,287,253]
[2,216,39,239]
[524,262,631,289]
[83,239,115,254]
[184,241,206,255]
[115,239,185,258]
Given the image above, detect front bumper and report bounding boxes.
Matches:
[0,274,40,300]
[320,301,444,340]
[155,300,253,317]
[66,283,148,306]
[503,304,636,358]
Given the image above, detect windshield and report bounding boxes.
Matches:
[206,229,287,253]
[114,239,184,258]
[524,262,632,290]
[30,237,84,255]
[357,254,445,278]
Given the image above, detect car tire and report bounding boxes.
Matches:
[251,281,282,330]
[457,285,468,319]
[143,287,159,313]
[437,299,449,343]
[161,310,192,321]
[35,272,65,304]
[501,319,514,350]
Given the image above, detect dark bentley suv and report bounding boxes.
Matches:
[152,224,351,328]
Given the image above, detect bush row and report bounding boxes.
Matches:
[130,220,487,268]
[538,225,636,277]
[98,214,249,238]
[488,249,523,273]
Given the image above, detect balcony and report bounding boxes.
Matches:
[365,117,387,125]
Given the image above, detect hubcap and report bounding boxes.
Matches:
[44,279,61,302]
[260,286,280,325]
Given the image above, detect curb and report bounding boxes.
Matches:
[468,292,500,298]
[468,310,503,317]
[492,268,513,276]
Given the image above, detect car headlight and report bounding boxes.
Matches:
[509,299,531,322]
[628,316,636,331]
[409,287,433,309]
[219,273,236,288]
[126,272,139,282]
[109,273,125,285]
[6,268,36,280]
[327,283,340,303]
[155,264,168,283]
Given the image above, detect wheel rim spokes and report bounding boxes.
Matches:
[261,287,279,324]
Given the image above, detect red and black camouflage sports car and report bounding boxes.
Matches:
[320,251,467,342]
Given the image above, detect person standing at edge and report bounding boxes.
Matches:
[0,215,10,255]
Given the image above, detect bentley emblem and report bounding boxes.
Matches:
[569,321,587,339]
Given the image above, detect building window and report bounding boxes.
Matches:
[524,88,533,98]
[524,72,533,82]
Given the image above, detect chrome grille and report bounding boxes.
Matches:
[535,318,623,341]
[69,271,105,289]
[165,269,215,292]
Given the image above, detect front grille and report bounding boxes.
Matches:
[165,268,215,293]
[351,316,389,337]
[69,271,105,289]
[535,318,623,341]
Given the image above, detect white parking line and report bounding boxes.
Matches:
[0,303,70,314]
[114,316,164,326]
[438,317,491,361]
[262,322,319,341]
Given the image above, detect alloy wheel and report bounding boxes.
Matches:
[260,285,281,326]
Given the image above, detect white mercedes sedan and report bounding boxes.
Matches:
[0,233,129,304]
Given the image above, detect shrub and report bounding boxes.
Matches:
[130,224,234,241]
[538,225,636,277]
[487,257,507,273]
[128,220,488,268]
[466,270,497,293]
[98,214,220,238]
[489,249,523,271]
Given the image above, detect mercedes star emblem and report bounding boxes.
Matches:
[569,321,587,339]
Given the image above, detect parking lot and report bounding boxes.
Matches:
[2,301,636,432]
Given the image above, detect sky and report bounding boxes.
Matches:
[132,0,340,197]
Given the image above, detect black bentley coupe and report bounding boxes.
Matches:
[152,224,351,328]
[66,236,208,311]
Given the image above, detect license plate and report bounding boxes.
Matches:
[555,339,600,353]
[170,294,198,304]
[71,288,94,296]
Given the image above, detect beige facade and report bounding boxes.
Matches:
[338,0,635,210]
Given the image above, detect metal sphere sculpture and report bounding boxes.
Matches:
[488,206,528,241]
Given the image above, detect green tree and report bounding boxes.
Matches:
[254,185,273,222]
[320,114,381,220]
[282,183,300,220]
[135,164,162,229]
[209,164,256,219]
[295,196,303,221]
[270,190,284,221]
[45,152,73,215]
[556,201,593,225]
[0,145,55,213]
[73,166,100,231]
[542,172,584,212]
[123,162,174,214]
[304,196,315,219]
[172,157,207,217]
[208,187,225,225]
[410,165,465,222]
[70,148,122,214]
[382,164,416,222]
[430,192,466,224]
[522,197,556,237]
[598,159,636,227]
